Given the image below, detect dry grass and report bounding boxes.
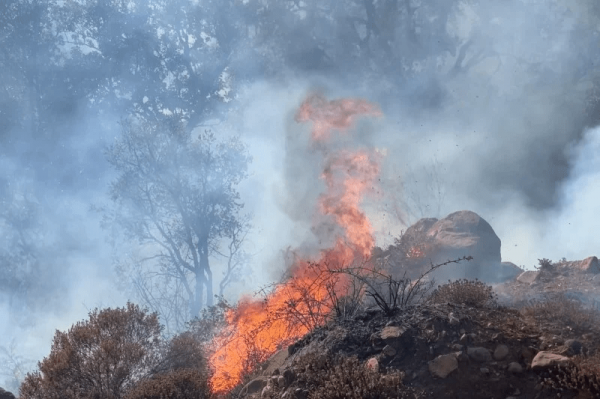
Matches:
[520,293,600,337]
[124,369,211,399]
[429,279,497,308]
[262,353,424,399]
[545,353,600,397]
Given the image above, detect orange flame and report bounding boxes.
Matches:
[209,95,382,393]
[294,93,382,141]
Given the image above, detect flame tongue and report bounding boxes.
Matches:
[209,95,382,393]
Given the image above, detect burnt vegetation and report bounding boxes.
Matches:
[16,253,600,399]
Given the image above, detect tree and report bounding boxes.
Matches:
[105,118,251,330]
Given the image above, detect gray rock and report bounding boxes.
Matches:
[382,344,397,357]
[507,362,523,373]
[428,353,459,378]
[467,347,492,363]
[493,344,510,360]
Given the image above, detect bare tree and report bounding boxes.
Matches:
[105,118,251,327]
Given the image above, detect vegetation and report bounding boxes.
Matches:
[106,119,251,332]
[19,303,211,399]
[429,279,497,308]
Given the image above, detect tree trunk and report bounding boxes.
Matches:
[199,236,214,307]
[192,270,204,319]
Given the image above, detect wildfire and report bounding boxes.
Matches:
[209,94,382,393]
[294,93,382,141]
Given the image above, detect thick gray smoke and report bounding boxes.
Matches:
[1,0,599,390]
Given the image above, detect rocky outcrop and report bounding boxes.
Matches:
[390,210,521,283]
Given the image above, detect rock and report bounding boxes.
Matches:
[394,211,517,283]
[428,353,459,378]
[531,351,571,370]
[242,378,268,395]
[380,326,406,344]
[366,357,379,372]
[563,339,583,356]
[382,344,397,357]
[0,388,15,399]
[493,344,510,360]
[576,256,600,273]
[516,270,540,285]
[467,347,492,363]
[507,362,523,373]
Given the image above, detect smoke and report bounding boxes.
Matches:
[1,0,600,390]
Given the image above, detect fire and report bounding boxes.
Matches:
[209,95,382,394]
[294,93,382,141]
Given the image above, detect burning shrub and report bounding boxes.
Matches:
[429,279,497,308]
[520,293,600,336]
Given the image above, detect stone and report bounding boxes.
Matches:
[380,326,406,344]
[576,256,600,273]
[531,351,571,370]
[0,388,15,399]
[507,362,523,373]
[390,211,517,283]
[428,353,459,378]
[493,344,510,360]
[366,357,379,373]
[467,347,492,363]
[516,270,540,285]
[382,344,397,357]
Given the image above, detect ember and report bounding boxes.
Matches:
[208,95,382,393]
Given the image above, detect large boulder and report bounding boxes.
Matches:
[391,211,518,283]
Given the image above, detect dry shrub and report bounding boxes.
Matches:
[429,279,497,308]
[20,302,163,399]
[288,354,422,399]
[19,303,212,399]
[124,369,211,399]
[520,293,600,336]
[545,352,600,397]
